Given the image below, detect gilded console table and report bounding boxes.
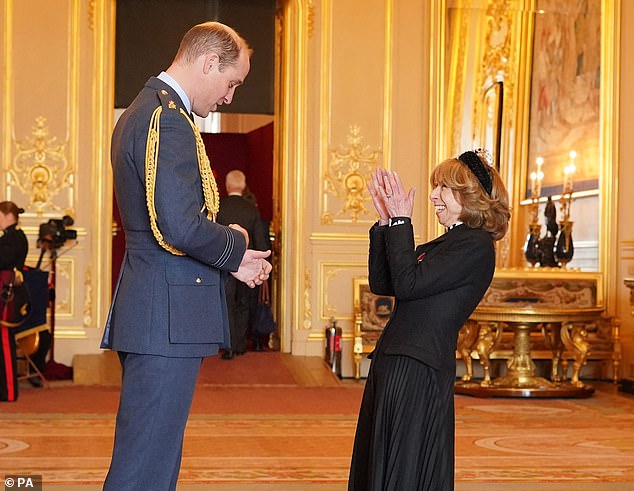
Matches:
[455,305,605,398]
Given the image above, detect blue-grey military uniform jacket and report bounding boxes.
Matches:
[101,77,246,358]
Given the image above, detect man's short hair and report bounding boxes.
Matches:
[174,21,251,70]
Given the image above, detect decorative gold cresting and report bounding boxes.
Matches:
[323,126,381,223]
[11,116,73,215]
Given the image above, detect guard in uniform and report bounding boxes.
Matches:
[0,201,29,402]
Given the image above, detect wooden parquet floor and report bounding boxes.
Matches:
[1,352,634,490]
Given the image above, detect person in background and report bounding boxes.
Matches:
[348,150,510,490]
[0,201,28,401]
[241,183,273,351]
[217,170,269,359]
[100,22,272,491]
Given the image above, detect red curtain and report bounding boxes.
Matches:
[202,122,274,221]
[111,122,274,294]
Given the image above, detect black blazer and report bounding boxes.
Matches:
[217,195,268,251]
[368,222,495,371]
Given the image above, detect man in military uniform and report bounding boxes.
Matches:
[101,22,272,491]
[0,201,29,402]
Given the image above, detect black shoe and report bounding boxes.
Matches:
[236,350,246,356]
[28,376,43,388]
[221,350,234,360]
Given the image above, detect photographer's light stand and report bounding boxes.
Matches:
[35,246,73,380]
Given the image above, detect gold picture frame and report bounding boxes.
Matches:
[478,81,503,171]
[526,0,601,198]
[353,277,394,333]
[352,276,394,379]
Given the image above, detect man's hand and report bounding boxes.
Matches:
[229,223,249,247]
[231,249,272,288]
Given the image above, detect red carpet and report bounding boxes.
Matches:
[0,352,362,415]
[3,354,634,489]
[197,351,297,385]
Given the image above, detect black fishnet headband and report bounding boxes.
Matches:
[458,151,493,196]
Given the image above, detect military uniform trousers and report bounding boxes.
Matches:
[103,353,203,491]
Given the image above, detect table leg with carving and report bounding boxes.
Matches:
[542,322,564,382]
[609,316,621,383]
[476,321,503,386]
[560,321,590,388]
[455,306,599,397]
[456,321,478,382]
[491,320,554,389]
[353,336,363,380]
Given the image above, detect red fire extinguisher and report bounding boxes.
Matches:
[324,318,342,377]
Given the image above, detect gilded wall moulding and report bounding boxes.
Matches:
[83,266,93,327]
[322,126,381,223]
[472,0,515,143]
[323,267,342,318]
[448,5,470,156]
[307,0,315,38]
[303,267,312,330]
[10,116,75,216]
[88,0,96,30]
[54,258,73,316]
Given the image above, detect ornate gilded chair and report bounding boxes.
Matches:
[352,277,393,379]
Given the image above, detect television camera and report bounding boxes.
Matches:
[37,215,78,251]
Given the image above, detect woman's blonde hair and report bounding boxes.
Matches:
[430,156,510,241]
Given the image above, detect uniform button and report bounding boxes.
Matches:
[195,277,202,284]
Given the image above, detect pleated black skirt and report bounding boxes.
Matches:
[348,351,455,491]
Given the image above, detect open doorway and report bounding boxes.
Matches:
[111,2,278,348]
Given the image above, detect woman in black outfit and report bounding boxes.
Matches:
[348,151,510,490]
[0,201,29,401]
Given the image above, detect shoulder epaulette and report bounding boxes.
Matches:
[157,88,179,113]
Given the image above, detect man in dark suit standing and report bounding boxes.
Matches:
[101,22,272,491]
[217,170,268,359]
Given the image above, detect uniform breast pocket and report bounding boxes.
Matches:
[165,266,223,344]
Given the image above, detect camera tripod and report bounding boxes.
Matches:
[35,246,73,380]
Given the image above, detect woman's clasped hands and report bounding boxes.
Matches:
[367,168,416,225]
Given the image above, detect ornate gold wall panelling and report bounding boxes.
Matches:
[1,0,115,363]
[51,257,75,318]
[318,0,393,227]
[277,1,429,372]
[322,126,381,224]
[277,0,311,352]
[8,117,75,215]
[436,0,620,310]
[304,260,368,343]
[303,267,312,330]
